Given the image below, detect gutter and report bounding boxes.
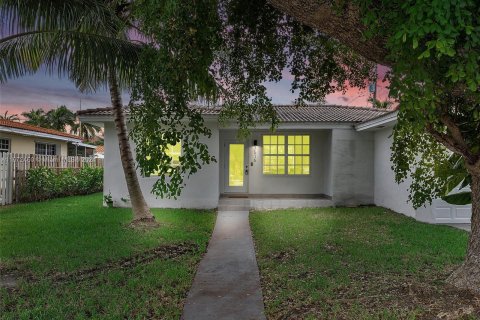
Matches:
[76,142,96,148]
[354,110,398,131]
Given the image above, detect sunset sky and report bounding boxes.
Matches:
[0,66,390,119]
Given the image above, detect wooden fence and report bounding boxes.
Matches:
[0,153,103,205]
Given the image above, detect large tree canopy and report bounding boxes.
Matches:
[129,0,480,294]
[129,0,373,197]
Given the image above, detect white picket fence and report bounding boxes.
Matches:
[0,153,103,205]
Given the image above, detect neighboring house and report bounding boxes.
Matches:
[95,145,105,159]
[0,119,95,156]
[79,105,471,225]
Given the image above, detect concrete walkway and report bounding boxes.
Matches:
[182,209,266,320]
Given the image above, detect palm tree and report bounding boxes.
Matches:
[46,105,75,131]
[0,111,20,121]
[21,108,49,127]
[368,98,393,109]
[0,0,154,225]
[71,121,102,141]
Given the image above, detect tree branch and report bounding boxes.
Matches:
[267,0,390,65]
[425,123,477,164]
[440,113,469,150]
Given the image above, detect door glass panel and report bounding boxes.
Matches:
[229,144,244,187]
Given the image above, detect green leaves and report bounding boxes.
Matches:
[44,105,76,131]
[22,167,103,202]
[361,0,480,208]
[0,0,141,91]
[128,0,373,198]
[442,192,472,205]
[437,153,472,205]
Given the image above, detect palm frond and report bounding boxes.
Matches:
[0,0,124,38]
[0,110,20,121]
[71,121,102,140]
[0,29,142,91]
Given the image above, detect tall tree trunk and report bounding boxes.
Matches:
[108,66,155,223]
[447,165,480,294]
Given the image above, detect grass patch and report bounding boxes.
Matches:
[250,207,478,319]
[0,193,215,319]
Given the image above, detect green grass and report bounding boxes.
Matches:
[251,207,473,319]
[0,193,215,319]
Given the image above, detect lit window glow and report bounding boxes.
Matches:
[147,143,181,176]
[262,135,310,175]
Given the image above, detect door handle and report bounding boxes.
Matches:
[245,165,249,175]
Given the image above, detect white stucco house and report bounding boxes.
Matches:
[79,105,471,226]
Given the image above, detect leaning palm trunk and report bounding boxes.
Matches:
[108,66,154,222]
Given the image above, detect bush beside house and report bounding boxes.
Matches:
[20,167,103,202]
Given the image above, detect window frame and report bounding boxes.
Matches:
[262,134,286,175]
[262,133,311,176]
[35,141,57,156]
[286,134,311,175]
[0,138,10,154]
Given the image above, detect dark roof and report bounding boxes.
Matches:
[273,105,391,122]
[77,105,392,123]
[0,119,81,140]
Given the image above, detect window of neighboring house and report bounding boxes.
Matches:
[147,143,181,176]
[0,138,10,154]
[35,142,57,155]
[262,134,310,175]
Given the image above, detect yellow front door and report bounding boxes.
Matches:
[225,142,247,193]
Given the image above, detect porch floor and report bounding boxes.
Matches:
[219,194,333,211]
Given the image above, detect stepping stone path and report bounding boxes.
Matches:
[182,198,266,320]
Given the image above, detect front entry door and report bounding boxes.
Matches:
[224,142,248,193]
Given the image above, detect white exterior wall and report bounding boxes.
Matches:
[219,129,332,196]
[330,129,374,205]
[104,121,220,209]
[373,126,471,224]
[373,127,416,217]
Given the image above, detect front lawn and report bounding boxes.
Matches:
[0,193,215,319]
[251,207,477,319]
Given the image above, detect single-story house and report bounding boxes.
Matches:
[0,119,95,156]
[79,105,471,226]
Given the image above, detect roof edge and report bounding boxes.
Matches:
[355,110,398,131]
[0,126,83,142]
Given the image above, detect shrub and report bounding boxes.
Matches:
[21,167,103,202]
[23,167,58,201]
